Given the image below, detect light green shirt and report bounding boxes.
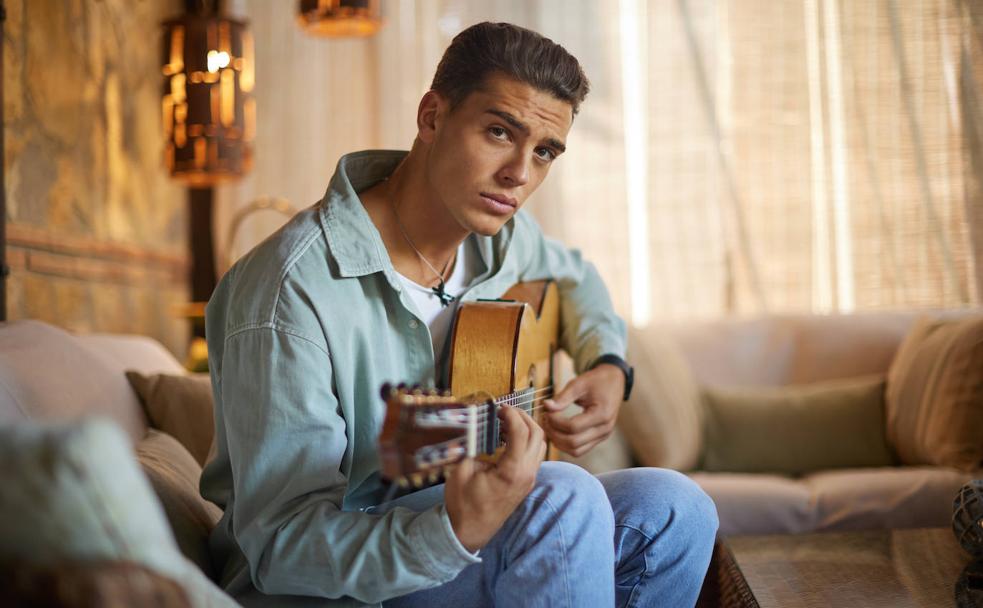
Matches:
[201,150,626,607]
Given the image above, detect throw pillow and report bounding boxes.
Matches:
[137,429,223,579]
[702,374,894,475]
[127,372,215,466]
[618,329,704,471]
[0,418,236,607]
[885,315,983,471]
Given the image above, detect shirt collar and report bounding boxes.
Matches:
[319,150,406,278]
[318,149,512,280]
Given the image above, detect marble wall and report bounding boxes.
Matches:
[4,0,191,357]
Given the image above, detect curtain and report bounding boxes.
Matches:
[216,0,982,325]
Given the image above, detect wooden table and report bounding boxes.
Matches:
[697,528,983,608]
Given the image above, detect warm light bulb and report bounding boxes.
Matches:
[207,50,231,73]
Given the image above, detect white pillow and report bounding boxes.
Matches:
[0,418,237,608]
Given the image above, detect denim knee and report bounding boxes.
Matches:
[602,468,719,541]
[532,461,616,535]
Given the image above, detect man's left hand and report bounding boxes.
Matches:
[542,364,625,457]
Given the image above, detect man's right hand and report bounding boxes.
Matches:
[444,405,546,553]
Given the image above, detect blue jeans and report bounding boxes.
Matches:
[376,462,718,607]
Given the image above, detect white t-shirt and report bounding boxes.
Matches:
[395,242,477,365]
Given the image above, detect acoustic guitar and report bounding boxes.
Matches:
[378,280,559,489]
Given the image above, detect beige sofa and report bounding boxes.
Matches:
[573,310,983,537]
[1,314,979,604]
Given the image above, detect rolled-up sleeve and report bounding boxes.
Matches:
[514,212,627,372]
[219,325,479,604]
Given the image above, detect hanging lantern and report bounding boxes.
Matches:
[297,0,382,37]
[161,12,255,186]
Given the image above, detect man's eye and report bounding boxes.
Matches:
[489,126,509,140]
[535,147,556,162]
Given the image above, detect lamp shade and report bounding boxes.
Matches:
[297,0,382,37]
[161,13,255,186]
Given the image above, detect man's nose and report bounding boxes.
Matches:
[497,153,530,188]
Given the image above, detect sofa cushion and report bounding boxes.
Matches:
[136,429,222,580]
[886,315,983,470]
[77,333,186,376]
[662,313,919,387]
[0,418,236,607]
[806,466,978,531]
[702,375,895,475]
[128,372,215,466]
[620,328,703,471]
[688,472,815,536]
[0,320,147,442]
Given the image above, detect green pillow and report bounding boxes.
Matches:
[702,375,895,475]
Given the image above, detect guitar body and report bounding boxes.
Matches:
[449,281,559,400]
[378,280,561,486]
[448,280,560,460]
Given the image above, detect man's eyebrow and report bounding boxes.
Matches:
[485,109,567,154]
[486,109,529,134]
[545,137,566,154]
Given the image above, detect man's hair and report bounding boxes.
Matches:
[430,22,590,115]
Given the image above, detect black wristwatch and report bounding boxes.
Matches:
[589,354,634,401]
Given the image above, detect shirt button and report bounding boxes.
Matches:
[408,319,420,329]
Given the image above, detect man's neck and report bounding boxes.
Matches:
[361,146,470,286]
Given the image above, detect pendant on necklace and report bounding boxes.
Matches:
[432,280,456,307]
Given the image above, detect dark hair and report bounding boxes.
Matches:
[430,22,590,115]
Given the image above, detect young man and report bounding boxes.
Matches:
[202,22,718,608]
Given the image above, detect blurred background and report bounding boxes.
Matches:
[6,0,982,357]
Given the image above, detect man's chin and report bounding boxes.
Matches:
[468,216,511,237]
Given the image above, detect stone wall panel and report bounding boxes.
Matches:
[5,0,189,359]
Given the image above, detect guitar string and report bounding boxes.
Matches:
[438,394,557,425]
[419,402,565,460]
[401,385,553,408]
[413,394,596,467]
[454,386,553,412]
[398,391,557,461]
[465,397,552,422]
[413,395,554,444]
[493,385,554,403]
[401,387,572,458]
[442,389,555,421]
[406,385,554,420]
[420,397,557,454]
[443,400,551,429]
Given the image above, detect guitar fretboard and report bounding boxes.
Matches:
[482,386,552,454]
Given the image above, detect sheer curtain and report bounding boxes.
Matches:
[216,0,982,326]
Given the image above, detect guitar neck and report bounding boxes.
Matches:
[479,385,554,455]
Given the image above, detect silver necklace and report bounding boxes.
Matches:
[391,201,457,307]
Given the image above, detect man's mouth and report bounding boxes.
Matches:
[479,192,518,208]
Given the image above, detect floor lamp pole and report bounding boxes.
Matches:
[189,187,216,338]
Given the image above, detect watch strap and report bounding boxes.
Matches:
[589,354,635,401]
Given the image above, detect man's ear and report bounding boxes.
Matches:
[416,90,447,144]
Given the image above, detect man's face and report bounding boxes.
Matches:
[419,73,574,236]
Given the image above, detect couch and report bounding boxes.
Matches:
[571,310,983,537]
[1,313,979,604]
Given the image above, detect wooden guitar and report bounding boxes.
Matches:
[378,280,559,489]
